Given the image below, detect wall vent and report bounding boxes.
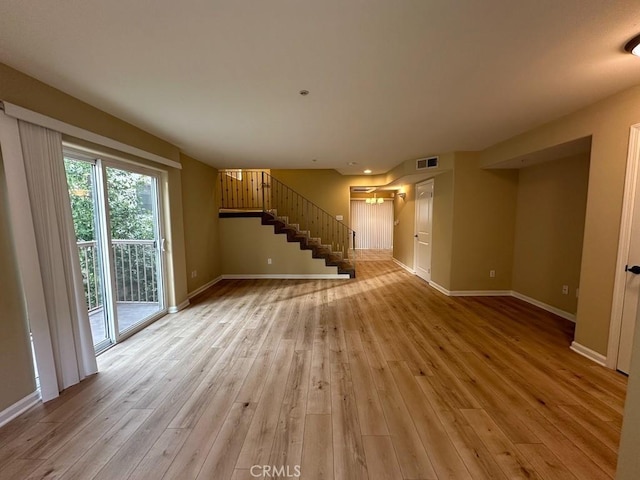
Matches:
[416,156,439,170]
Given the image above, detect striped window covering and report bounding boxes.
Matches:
[350,199,394,249]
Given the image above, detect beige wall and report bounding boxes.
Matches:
[181,154,221,293]
[0,155,36,411]
[393,183,415,268]
[431,170,454,289]
[0,63,191,310]
[270,169,353,226]
[219,217,340,275]
[0,63,199,409]
[512,154,590,314]
[482,84,640,355]
[449,152,519,291]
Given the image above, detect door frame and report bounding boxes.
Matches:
[64,147,169,350]
[414,179,434,282]
[100,158,169,344]
[608,123,640,370]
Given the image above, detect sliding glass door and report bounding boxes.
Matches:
[105,165,164,334]
[65,152,166,352]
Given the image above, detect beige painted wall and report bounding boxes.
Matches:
[431,171,454,289]
[270,169,353,227]
[0,156,36,411]
[0,63,191,310]
[481,84,640,355]
[392,183,415,269]
[450,152,519,291]
[219,217,340,275]
[512,154,589,314]
[0,63,196,409]
[181,154,221,293]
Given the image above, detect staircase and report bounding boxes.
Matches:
[261,211,355,277]
[219,170,356,278]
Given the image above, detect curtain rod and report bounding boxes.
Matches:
[0,101,181,170]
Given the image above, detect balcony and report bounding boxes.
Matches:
[78,239,161,343]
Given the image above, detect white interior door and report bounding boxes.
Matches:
[615,126,640,374]
[415,180,433,282]
[618,188,640,374]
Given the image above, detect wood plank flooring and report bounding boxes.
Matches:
[0,253,627,479]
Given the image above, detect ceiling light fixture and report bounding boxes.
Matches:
[365,193,384,205]
[364,169,372,174]
[624,33,640,56]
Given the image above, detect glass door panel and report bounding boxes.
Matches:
[65,157,112,351]
[105,165,164,334]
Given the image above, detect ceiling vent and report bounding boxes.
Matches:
[351,186,376,193]
[416,156,439,170]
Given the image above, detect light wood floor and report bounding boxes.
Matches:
[0,258,627,480]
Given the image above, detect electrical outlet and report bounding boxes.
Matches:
[336,215,344,221]
[191,270,197,278]
[267,258,272,265]
[562,285,569,295]
[489,270,496,278]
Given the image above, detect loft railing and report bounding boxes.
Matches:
[77,239,159,312]
[219,170,356,263]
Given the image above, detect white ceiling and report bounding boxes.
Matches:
[2,1,640,175]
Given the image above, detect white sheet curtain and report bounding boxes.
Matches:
[350,199,394,249]
[0,114,97,400]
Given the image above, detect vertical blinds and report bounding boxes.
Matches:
[350,199,394,249]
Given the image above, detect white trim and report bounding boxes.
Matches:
[188,276,223,299]
[449,290,512,297]
[0,391,40,428]
[64,143,169,174]
[1,101,181,170]
[220,274,350,280]
[393,257,416,274]
[428,282,451,295]
[428,282,511,297]
[608,123,640,369]
[168,299,191,313]
[570,341,607,366]
[511,291,576,322]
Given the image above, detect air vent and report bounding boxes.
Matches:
[351,187,376,193]
[416,156,439,170]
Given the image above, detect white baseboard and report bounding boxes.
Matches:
[428,282,451,295]
[511,291,576,322]
[392,258,415,274]
[449,290,512,297]
[220,274,350,280]
[570,341,607,366]
[429,287,576,322]
[0,390,40,428]
[168,299,191,313]
[188,276,223,299]
[429,282,511,297]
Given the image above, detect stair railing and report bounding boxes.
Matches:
[219,170,356,264]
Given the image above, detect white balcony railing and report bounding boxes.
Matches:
[77,240,158,312]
